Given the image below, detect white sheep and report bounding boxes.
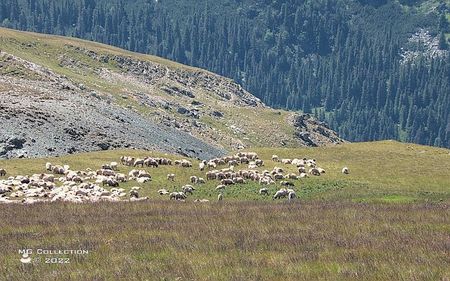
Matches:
[259,188,269,195]
[216,184,226,190]
[299,173,308,178]
[130,189,139,198]
[190,176,198,184]
[110,162,118,170]
[288,191,297,201]
[169,192,187,200]
[221,178,234,185]
[167,173,175,181]
[273,189,289,199]
[342,167,349,174]
[136,177,151,184]
[217,193,223,201]
[45,162,53,171]
[133,159,145,167]
[199,161,206,171]
[182,185,195,195]
[158,189,169,195]
[194,199,210,203]
[130,196,149,202]
[0,169,6,177]
[309,168,320,176]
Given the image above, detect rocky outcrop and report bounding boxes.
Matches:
[66,45,264,108]
[292,114,345,146]
[0,73,226,160]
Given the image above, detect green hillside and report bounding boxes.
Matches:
[1,0,449,147]
[1,27,344,158]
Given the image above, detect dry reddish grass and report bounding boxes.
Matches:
[0,201,448,280]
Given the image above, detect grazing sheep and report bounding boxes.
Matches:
[342,167,349,174]
[199,161,206,171]
[103,178,119,187]
[246,152,258,160]
[110,162,118,171]
[138,170,151,179]
[272,155,279,162]
[158,189,169,195]
[299,173,308,178]
[273,188,289,199]
[128,169,139,178]
[52,166,65,175]
[130,196,149,202]
[130,189,139,198]
[217,193,223,201]
[0,169,6,177]
[197,178,206,184]
[182,185,195,195]
[298,167,306,174]
[144,158,158,168]
[180,160,193,168]
[45,162,53,171]
[194,199,210,203]
[136,177,151,184]
[288,191,297,201]
[115,173,127,182]
[167,173,175,181]
[216,184,226,190]
[259,188,269,195]
[133,159,145,167]
[281,181,295,187]
[221,178,234,185]
[285,173,298,180]
[274,173,284,180]
[169,192,187,200]
[97,169,115,177]
[206,171,217,180]
[309,168,321,176]
[102,164,112,170]
[121,156,135,166]
[234,177,245,184]
[190,175,198,184]
[317,168,326,174]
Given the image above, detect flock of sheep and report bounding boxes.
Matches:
[0,152,349,204]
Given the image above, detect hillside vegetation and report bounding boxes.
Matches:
[1,0,449,147]
[0,28,342,159]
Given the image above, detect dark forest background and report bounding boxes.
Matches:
[1,0,449,147]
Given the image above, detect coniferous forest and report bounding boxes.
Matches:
[1,0,449,147]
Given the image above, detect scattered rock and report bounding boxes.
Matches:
[211,111,224,118]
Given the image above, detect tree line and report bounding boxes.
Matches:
[1,0,449,147]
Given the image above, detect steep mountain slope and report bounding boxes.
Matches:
[0,28,343,159]
[0,0,448,148]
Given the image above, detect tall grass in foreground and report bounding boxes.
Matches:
[0,201,448,280]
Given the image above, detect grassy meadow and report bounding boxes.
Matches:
[0,140,449,280]
[0,201,448,280]
[0,140,449,203]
